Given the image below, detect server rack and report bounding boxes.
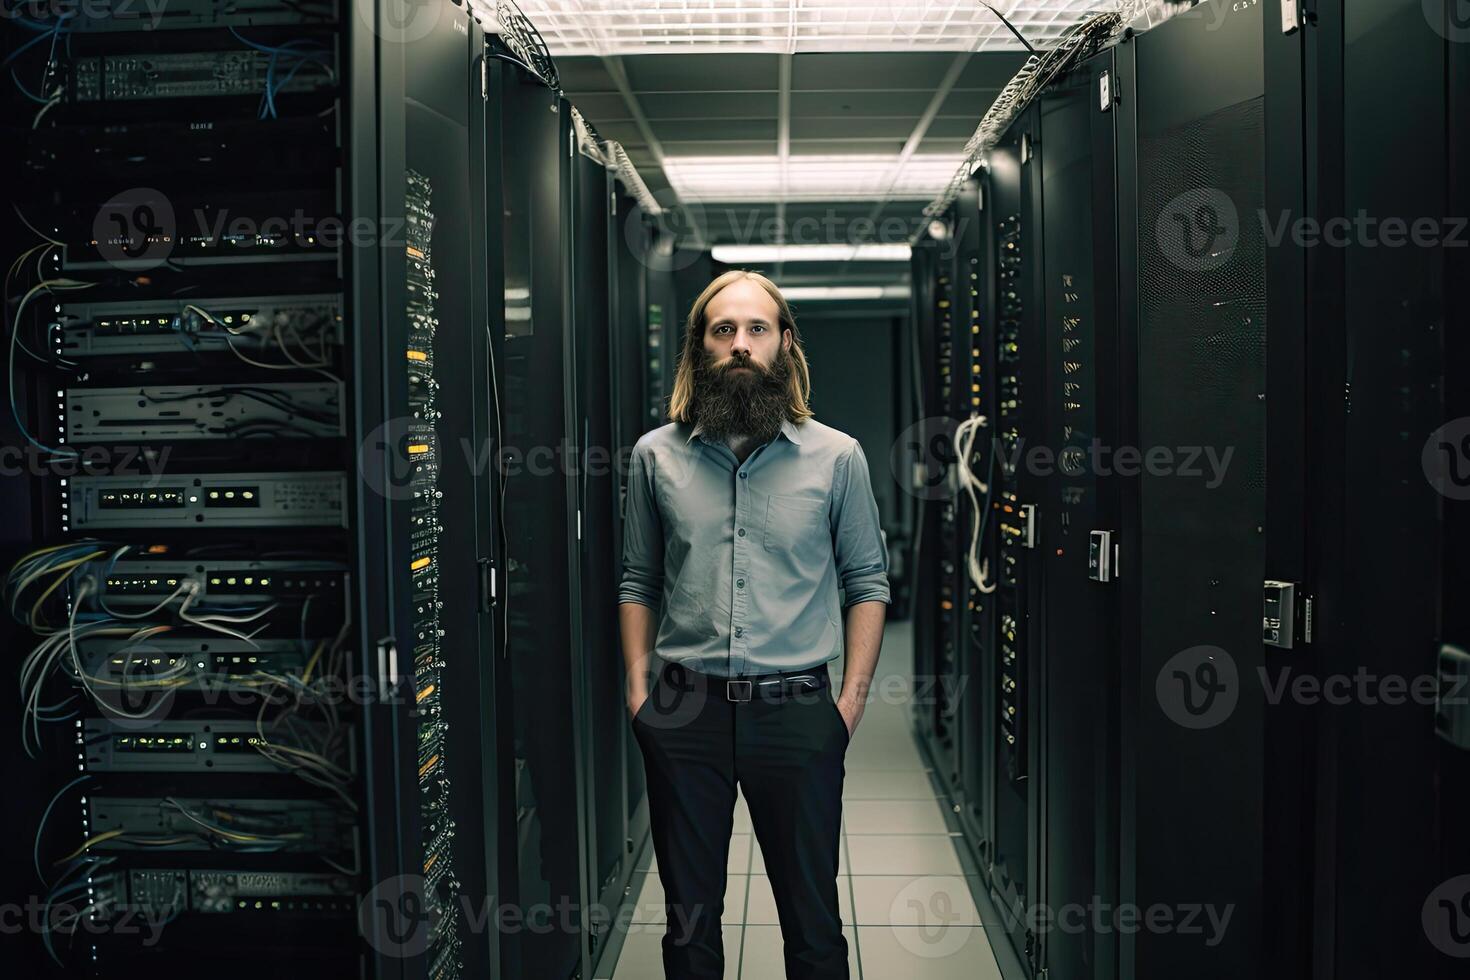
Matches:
[1,3,500,978]
[607,186,653,879]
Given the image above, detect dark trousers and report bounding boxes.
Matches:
[631,660,851,980]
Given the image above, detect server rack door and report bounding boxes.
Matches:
[929,220,963,789]
[1120,3,1269,975]
[569,151,629,974]
[607,190,651,843]
[986,120,1044,973]
[494,69,586,980]
[954,176,996,855]
[1308,3,1452,977]
[1033,53,1121,980]
[908,240,943,747]
[399,10,498,979]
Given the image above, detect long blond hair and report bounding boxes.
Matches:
[666,269,813,424]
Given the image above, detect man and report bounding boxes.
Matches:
[617,269,890,979]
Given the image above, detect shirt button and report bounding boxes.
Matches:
[737,528,745,537]
[736,579,745,589]
[735,627,744,637]
[739,472,747,479]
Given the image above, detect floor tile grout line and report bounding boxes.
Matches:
[844,829,863,980]
[735,816,753,978]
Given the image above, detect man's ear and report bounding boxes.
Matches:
[782,327,792,353]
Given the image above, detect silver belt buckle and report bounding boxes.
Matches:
[726,679,753,702]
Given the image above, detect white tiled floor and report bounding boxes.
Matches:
[608,621,1005,979]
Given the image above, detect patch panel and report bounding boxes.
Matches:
[65,383,344,442]
[75,637,315,686]
[85,559,347,608]
[68,50,336,103]
[85,796,355,855]
[102,868,355,922]
[84,719,355,775]
[57,294,344,359]
[69,472,346,529]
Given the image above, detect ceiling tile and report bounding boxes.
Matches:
[955,52,1033,88]
[637,91,778,119]
[791,51,958,90]
[655,139,778,157]
[789,139,908,155]
[651,118,778,141]
[566,92,634,122]
[552,55,618,91]
[792,117,918,140]
[625,53,781,91]
[789,89,937,117]
[937,87,1002,118]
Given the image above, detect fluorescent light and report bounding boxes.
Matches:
[514,1,1106,56]
[663,154,964,203]
[779,285,912,301]
[713,244,911,263]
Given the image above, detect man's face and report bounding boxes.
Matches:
[702,278,790,372]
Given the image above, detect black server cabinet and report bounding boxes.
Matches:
[982,119,1046,972]
[568,144,634,973]
[1030,50,1123,980]
[608,187,652,861]
[1114,3,1275,975]
[390,10,503,980]
[907,237,939,750]
[488,67,591,980]
[1303,2,1456,977]
[953,176,996,859]
[0,3,501,979]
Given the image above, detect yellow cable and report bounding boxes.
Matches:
[54,828,124,863]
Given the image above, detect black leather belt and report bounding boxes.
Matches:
[662,662,831,703]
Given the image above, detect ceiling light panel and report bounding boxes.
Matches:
[713,244,912,262]
[513,1,1110,56]
[663,153,964,202]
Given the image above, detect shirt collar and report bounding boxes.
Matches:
[685,417,803,447]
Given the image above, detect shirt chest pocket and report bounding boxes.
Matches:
[762,493,829,553]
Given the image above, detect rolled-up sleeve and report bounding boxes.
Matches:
[831,439,890,607]
[618,442,664,607]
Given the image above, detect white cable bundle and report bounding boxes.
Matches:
[953,414,997,594]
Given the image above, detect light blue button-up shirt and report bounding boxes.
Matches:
[617,416,890,676]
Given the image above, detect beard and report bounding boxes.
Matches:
[690,346,793,445]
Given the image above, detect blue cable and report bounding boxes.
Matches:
[34,774,92,886]
[2,27,52,65]
[9,66,50,103]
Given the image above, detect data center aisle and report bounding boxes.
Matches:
[607,620,1004,979]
